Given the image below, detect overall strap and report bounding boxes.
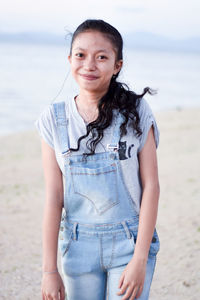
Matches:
[107,110,125,151]
[52,101,70,155]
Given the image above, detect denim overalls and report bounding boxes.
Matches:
[53,102,160,300]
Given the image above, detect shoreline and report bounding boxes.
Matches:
[1,105,200,139]
[0,107,200,299]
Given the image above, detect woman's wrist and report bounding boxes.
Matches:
[42,268,58,275]
[132,249,148,264]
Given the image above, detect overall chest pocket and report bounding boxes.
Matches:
[70,162,119,215]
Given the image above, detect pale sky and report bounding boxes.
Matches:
[1,0,200,39]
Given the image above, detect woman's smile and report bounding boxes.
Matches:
[80,74,100,80]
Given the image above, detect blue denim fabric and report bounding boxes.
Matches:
[53,102,160,300]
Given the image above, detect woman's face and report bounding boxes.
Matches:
[68,30,123,94]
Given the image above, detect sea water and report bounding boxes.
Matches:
[0,43,199,135]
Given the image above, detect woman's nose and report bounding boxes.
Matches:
[84,57,96,70]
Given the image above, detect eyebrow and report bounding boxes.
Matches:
[73,47,109,53]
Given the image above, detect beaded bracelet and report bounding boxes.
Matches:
[43,269,58,274]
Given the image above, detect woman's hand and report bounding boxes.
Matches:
[41,272,65,300]
[116,257,147,300]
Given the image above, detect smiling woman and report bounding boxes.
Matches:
[68,31,122,94]
[34,19,160,300]
[67,30,123,125]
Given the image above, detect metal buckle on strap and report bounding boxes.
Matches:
[107,143,119,151]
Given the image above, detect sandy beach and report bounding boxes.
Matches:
[0,107,200,300]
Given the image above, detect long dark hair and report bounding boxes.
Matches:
[67,19,156,156]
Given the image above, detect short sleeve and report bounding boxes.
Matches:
[34,105,54,150]
[137,98,160,153]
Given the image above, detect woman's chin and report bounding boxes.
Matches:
[79,84,103,94]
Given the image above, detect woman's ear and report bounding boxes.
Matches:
[114,59,123,75]
[68,55,71,64]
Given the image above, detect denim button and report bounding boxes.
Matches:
[152,237,156,243]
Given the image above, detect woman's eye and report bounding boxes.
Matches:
[98,55,106,59]
[75,53,84,57]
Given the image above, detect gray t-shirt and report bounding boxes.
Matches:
[34,96,159,213]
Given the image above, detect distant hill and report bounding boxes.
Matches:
[0,31,200,53]
[123,32,200,53]
[0,31,70,46]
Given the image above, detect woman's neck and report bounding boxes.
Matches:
[76,89,107,109]
[74,94,99,124]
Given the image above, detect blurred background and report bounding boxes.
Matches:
[0,0,200,135]
[0,1,200,299]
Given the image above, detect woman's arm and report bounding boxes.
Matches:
[41,139,64,272]
[117,125,160,299]
[133,125,160,262]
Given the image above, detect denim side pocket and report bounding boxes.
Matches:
[58,223,73,257]
[128,231,136,249]
[149,229,160,257]
[128,228,160,257]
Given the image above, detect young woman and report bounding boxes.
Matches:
[35,19,160,300]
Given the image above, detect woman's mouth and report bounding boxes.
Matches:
[80,74,99,80]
